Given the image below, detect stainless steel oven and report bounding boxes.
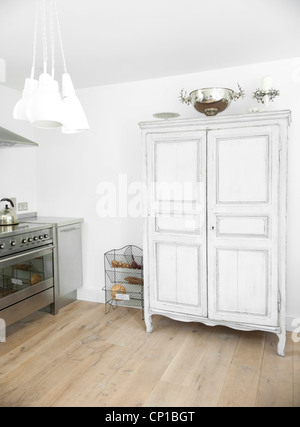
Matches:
[0,223,55,326]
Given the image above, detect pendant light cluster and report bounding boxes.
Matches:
[13,0,89,133]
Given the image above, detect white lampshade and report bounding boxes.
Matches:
[13,77,38,120]
[26,73,66,129]
[61,73,89,134]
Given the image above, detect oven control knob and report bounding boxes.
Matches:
[44,234,49,238]
[39,235,43,239]
[33,236,38,241]
[11,241,16,246]
[22,238,27,244]
[28,238,33,242]
[0,243,4,249]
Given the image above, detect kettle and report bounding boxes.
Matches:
[0,198,19,226]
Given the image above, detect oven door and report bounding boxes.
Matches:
[0,244,55,325]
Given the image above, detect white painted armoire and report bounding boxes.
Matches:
[139,110,291,356]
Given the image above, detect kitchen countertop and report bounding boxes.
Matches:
[20,215,84,227]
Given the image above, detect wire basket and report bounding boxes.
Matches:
[103,245,144,315]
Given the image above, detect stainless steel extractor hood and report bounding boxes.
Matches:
[0,126,38,148]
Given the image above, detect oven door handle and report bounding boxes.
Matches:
[0,244,55,266]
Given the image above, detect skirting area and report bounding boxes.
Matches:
[0,300,299,407]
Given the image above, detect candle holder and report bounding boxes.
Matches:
[253,88,280,104]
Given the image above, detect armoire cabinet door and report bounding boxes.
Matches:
[146,131,207,317]
[207,125,280,327]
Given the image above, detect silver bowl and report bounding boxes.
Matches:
[179,84,244,116]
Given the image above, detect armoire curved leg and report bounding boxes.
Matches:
[277,330,286,357]
[145,313,153,333]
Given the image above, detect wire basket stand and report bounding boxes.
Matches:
[103,245,144,316]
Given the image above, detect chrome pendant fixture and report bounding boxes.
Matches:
[13,0,89,134]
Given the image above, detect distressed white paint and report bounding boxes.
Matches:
[146,130,207,320]
[216,215,269,238]
[207,124,280,330]
[155,214,200,235]
[140,110,290,356]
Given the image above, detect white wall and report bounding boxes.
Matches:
[0,85,37,213]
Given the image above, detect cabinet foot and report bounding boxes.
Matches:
[145,314,153,333]
[277,330,286,357]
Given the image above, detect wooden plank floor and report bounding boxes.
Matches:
[0,300,299,407]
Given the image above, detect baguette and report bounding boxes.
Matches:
[14,264,30,271]
[30,273,42,286]
[124,276,143,285]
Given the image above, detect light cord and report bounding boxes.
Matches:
[42,0,48,74]
[30,0,40,79]
[50,0,55,78]
[53,0,67,73]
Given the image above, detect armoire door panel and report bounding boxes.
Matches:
[147,132,206,216]
[216,135,270,205]
[155,243,177,304]
[151,241,206,316]
[155,213,202,235]
[216,215,269,238]
[215,248,270,318]
[154,139,200,203]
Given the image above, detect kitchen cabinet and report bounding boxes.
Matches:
[139,110,291,356]
[55,221,83,310]
[22,216,83,311]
